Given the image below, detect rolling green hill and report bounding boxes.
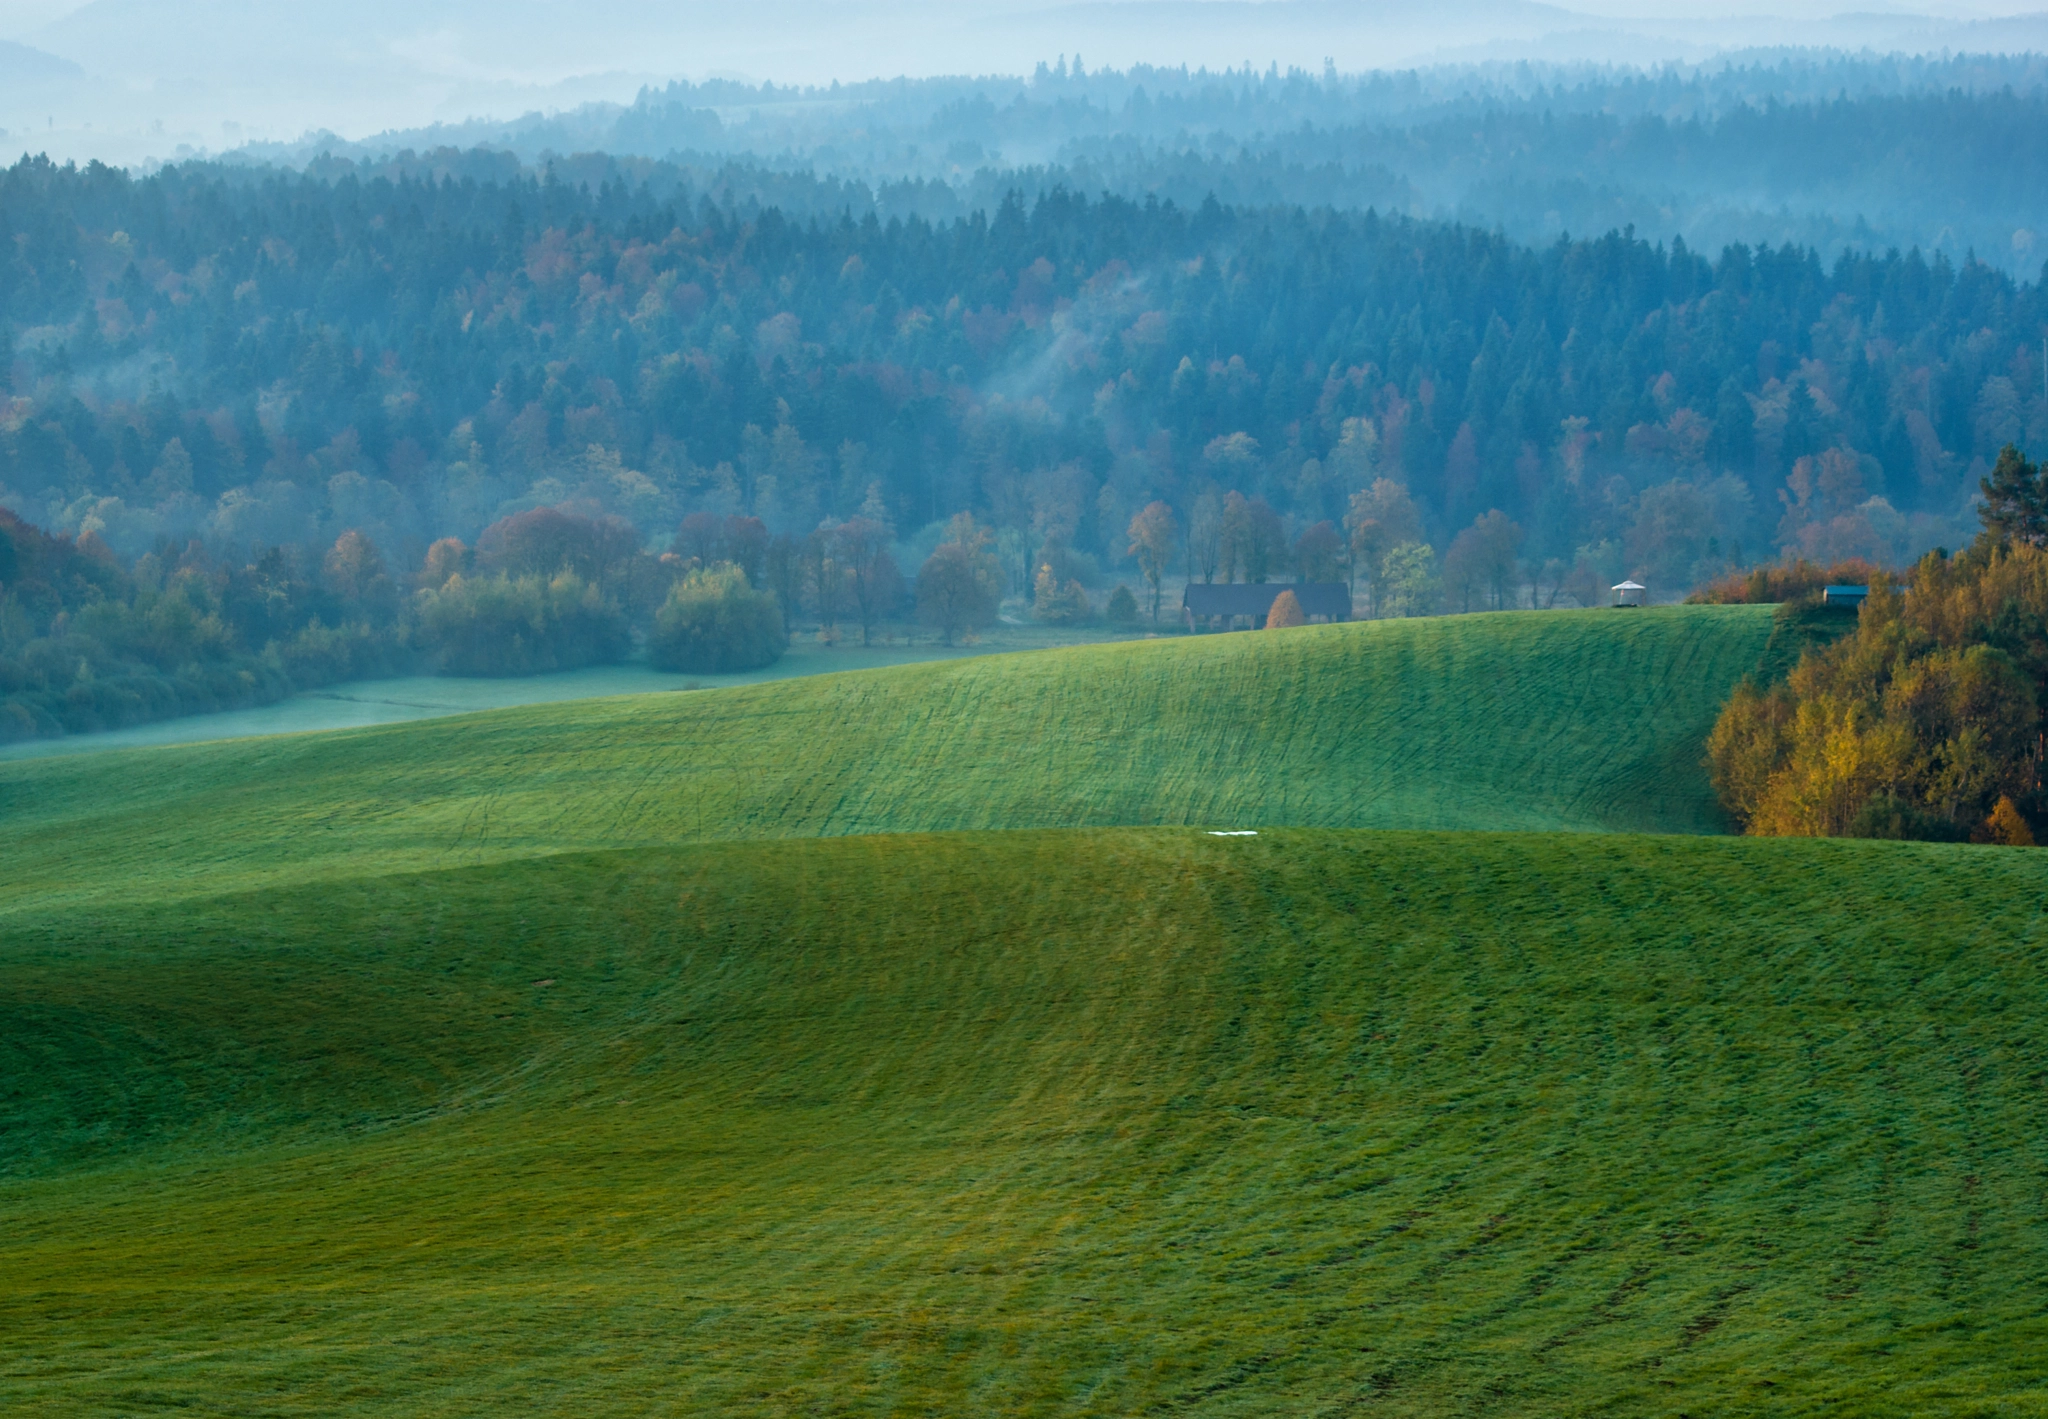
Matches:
[0,605,1772,915]
[4,829,2045,1414]
[14,602,2028,1414]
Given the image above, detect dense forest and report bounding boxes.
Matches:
[265,53,2048,274]
[2,141,2046,735]
[5,152,2040,565]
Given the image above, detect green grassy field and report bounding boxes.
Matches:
[0,606,1770,915]
[4,829,2045,1414]
[9,602,2043,1414]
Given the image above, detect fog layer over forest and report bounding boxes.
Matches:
[256,53,2048,277]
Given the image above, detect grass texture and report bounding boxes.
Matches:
[0,605,1772,915]
[4,828,2045,1415]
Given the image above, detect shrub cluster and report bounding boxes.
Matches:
[0,503,658,742]
[0,510,404,741]
[1688,555,1890,605]
[648,564,786,673]
[413,571,630,676]
[1031,563,1092,624]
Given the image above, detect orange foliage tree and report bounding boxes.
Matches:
[1689,555,1889,605]
[1265,589,1306,628]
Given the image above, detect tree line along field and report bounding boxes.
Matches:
[3,829,2045,1414]
[0,604,1770,915]
[5,602,2045,1414]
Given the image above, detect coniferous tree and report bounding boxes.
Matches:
[1980,444,2048,547]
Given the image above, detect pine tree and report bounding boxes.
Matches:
[1979,444,2047,546]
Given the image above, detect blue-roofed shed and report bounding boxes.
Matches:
[1824,584,1869,607]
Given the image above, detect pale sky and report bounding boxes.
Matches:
[0,0,81,37]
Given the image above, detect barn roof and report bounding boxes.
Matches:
[1182,582,1352,619]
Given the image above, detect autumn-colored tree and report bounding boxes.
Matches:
[832,516,902,645]
[673,510,723,565]
[722,516,770,585]
[478,506,639,590]
[1292,521,1345,584]
[1708,545,2048,840]
[1706,679,1796,830]
[916,514,1002,645]
[1443,509,1524,612]
[1200,432,1260,488]
[1126,501,1179,622]
[1775,447,1868,550]
[420,536,467,589]
[1032,562,1091,623]
[323,530,398,625]
[1345,478,1422,616]
[322,529,381,601]
[1265,588,1305,628]
[1985,795,2036,846]
[1743,694,1918,837]
[671,512,769,584]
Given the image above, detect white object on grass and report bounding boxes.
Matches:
[1207,830,1259,836]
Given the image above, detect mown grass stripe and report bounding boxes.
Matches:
[1,830,2044,1413]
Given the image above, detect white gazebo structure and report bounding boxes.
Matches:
[1611,580,1646,607]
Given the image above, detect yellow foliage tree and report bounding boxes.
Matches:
[1746,697,1915,837]
[1986,796,2036,846]
[1705,679,1795,830]
[1707,538,2047,840]
[1266,589,1306,628]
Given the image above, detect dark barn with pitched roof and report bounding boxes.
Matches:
[1182,582,1352,630]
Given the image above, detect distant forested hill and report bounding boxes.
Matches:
[265,53,2048,274]
[0,149,2038,601]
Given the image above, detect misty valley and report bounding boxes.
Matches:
[3,13,2048,1416]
